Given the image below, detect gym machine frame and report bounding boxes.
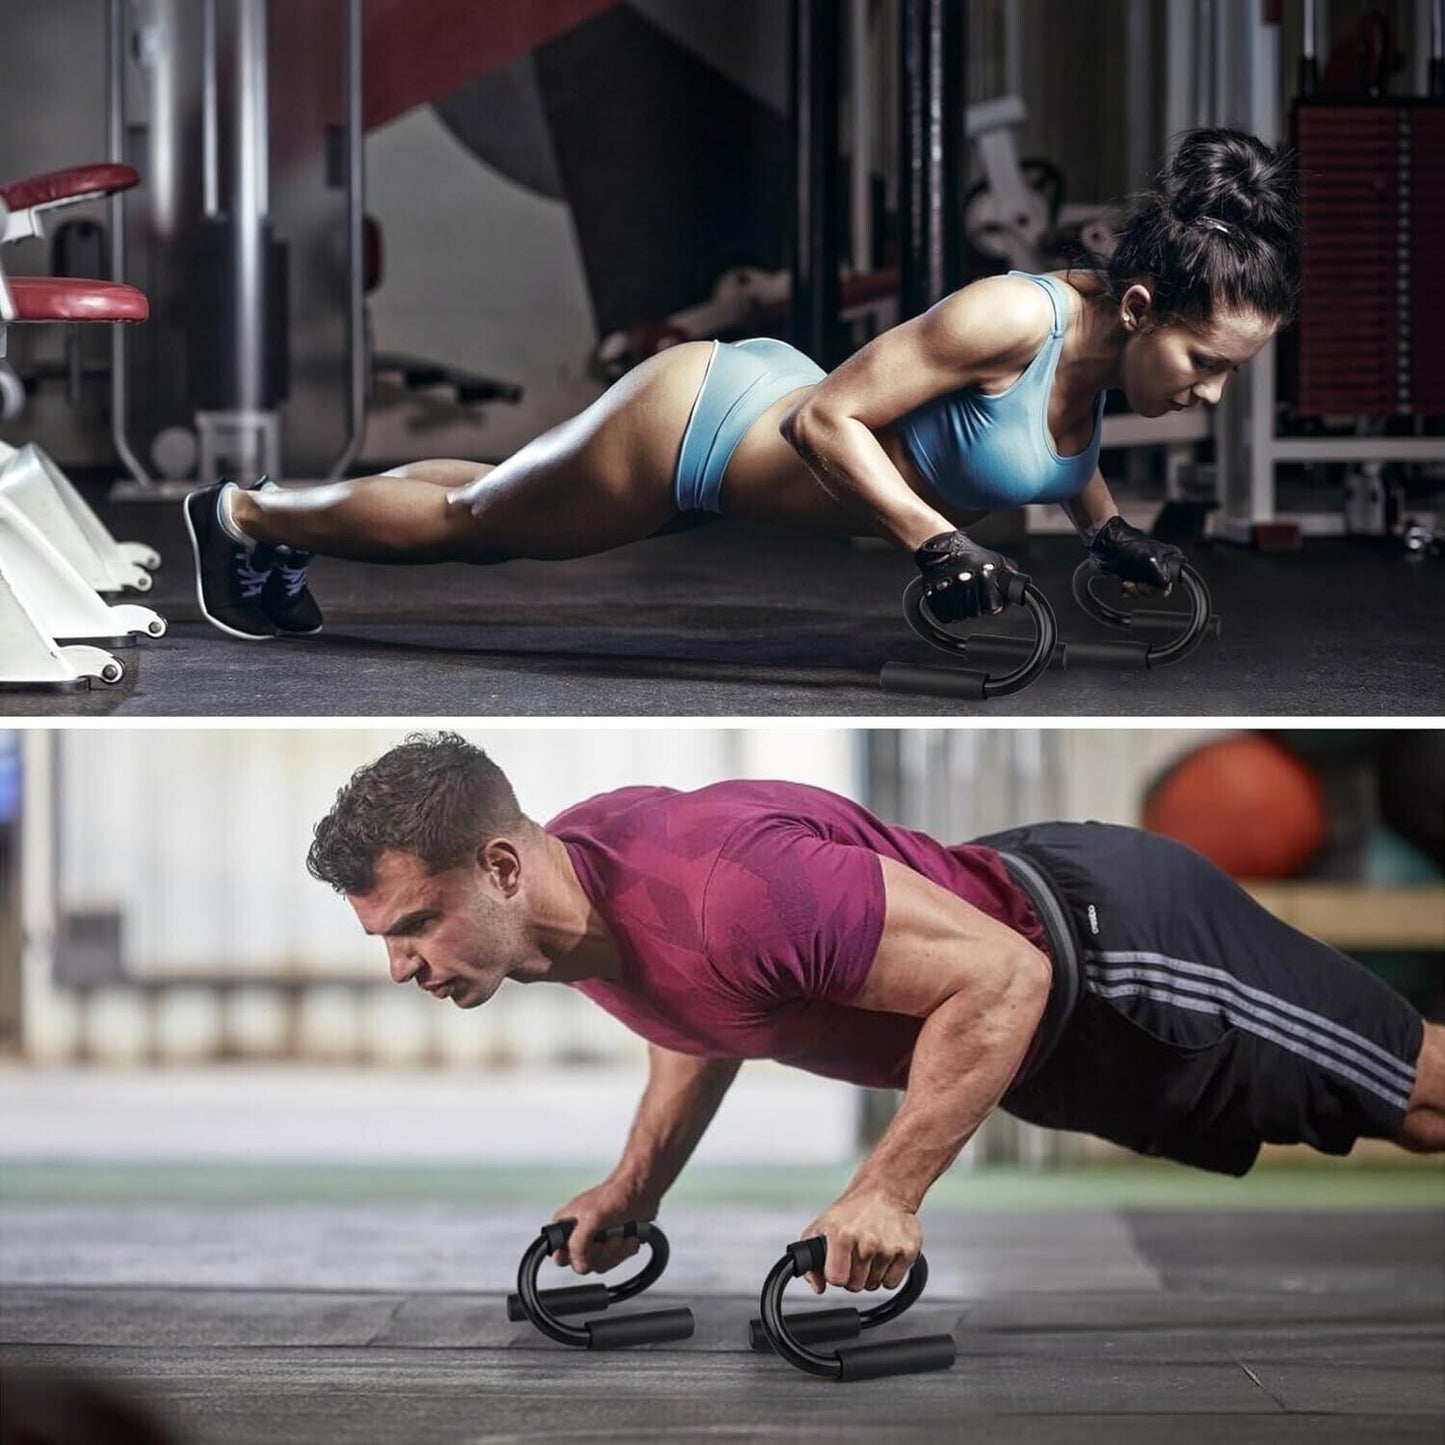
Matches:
[106,0,366,493]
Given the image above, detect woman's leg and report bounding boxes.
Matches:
[382,460,497,485]
[231,465,497,562]
[228,343,717,563]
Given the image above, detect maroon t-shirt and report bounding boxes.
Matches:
[549,780,1049,1090]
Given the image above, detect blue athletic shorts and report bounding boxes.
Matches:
[673,338,825,513]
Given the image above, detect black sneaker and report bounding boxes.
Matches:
[260,551,323,635]
[182,481,276,640]
[251,479,324,635]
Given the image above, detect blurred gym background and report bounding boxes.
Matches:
[2,0,1441,540]
[0,725,1440,1193]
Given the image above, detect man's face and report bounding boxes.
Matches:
[348,847,535,1009]
[1119,286,1279,417]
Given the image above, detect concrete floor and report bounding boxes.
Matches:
[8,511,1444,717]
[2,1197,1442,1444]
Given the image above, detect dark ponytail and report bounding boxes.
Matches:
[1091,127,1301,328]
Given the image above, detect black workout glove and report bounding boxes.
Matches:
[1088,516,1183,592]
[914,529,1020,622]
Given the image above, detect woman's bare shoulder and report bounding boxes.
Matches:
[921,273,1058,368]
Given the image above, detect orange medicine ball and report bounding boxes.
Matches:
[1141,733,1330,880]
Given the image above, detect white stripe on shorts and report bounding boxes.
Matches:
[1084,949,1416,1113]
[1085,949,1416,1086]
[1083,959,1412,1102]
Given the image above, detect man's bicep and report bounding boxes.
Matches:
[849,856,1049,1018]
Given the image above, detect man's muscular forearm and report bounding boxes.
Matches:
[610,1045,742,1201]
[550,1048,739,1276]
[848,957,1047,1210]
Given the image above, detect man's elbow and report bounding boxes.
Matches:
[937,942,1051,1038]
[1008,942,1052,1026]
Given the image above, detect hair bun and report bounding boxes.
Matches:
[1165,127,1298,239]
[1102,126,1300,325]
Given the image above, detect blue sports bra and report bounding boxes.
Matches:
[894,271,1105,511]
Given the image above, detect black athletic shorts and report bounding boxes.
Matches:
[978,821,1424,1176]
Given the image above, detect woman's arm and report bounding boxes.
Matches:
[1064,467,1183,594]
[1059,468,1120,544]
[781,276,1052,550]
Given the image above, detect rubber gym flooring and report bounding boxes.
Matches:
[12,508,1445,717]
[2,1161,1442,1444]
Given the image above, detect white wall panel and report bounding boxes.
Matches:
[55,728,852,989]
[1052,729,1220,823]
[292,730,381,975]
[734,730,863,793]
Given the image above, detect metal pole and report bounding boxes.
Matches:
[234,0,270,416]
[1164,0,1196,157]
[331,0,367,477]
[899,0,923,317]
[1210,0,1239,522]
[1430,0,1444,96]
[849,0,873,276]
[930,0,965,303]
[792,0,842,367]
[1301,0,1318,94]
[203,0,220,218]
[1251,0,1282,142]
[898,0,966,320]
[1126,0,1154,183]
[1197,0,1216,125]
[1002,0,1022,101]
[1212,0,1232,125]
[107,0,151,486]
[1246,0,1281,527]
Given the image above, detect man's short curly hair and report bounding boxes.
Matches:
[307,732,523,894]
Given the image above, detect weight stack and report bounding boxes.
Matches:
[1289,100,1445,418]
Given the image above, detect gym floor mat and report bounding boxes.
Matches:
[3,1187,1441,1444]
[10,520,1444,717]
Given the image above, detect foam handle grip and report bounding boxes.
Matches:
[958,636,1059,665]
[585,1307,695,1349]
[834,1333,958,1381]
[788,1237,828,1275]
[505,1282,610,1322]
[880,662,987,698]
[747,1307,861,1351]
[1126,608,1198,640]
[1062,639,1150,668]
